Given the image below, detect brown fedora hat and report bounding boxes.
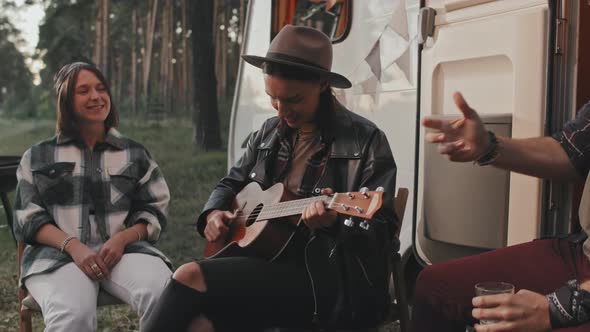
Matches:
[242,25,352,89]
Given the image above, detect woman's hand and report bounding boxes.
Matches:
[472,289,551,332]
[204,209,235,242]
[98,234,127,270]
[66,240,109,281]
[422,92,489,162]
[302,188,338,229]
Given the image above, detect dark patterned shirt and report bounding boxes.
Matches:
[13,128,171,283]
[555,102,590,177]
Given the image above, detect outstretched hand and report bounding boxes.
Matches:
[422,92,490,162]
[472,289,551,332]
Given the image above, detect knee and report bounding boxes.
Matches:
[414,264,446,300]
[173,262,207,292]
[133,279,169,309]
[43,299,96,329]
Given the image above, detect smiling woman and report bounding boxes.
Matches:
[54,63,117,145]
[12,62,173,332]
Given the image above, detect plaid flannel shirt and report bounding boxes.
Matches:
[13,128,172,283]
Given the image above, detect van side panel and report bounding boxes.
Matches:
[417,0,549,263]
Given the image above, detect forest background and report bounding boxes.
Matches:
[0,0,400,330]
[0,0,247,330]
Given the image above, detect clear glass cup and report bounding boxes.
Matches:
[474,282,515,325]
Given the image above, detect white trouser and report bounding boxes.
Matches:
[25,253,172,332]
[24,219,171,332]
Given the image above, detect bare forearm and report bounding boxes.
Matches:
[491,136,579,181]
[112,223,148,246]
[36,223,147,250]
[34,224,73,250]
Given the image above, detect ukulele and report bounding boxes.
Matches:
[203,182,383,260]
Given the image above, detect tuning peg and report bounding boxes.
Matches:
[376,186,384,192]
[359,220,370,230]
[359,187,370,198]
[344,217,354,227]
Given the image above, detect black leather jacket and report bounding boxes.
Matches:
[196,103,399,327]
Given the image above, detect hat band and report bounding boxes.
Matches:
[265,52,329,71]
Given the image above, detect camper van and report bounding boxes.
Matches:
[229,0,590,296]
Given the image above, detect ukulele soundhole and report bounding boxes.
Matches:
[246,204,264,226]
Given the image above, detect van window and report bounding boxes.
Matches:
[271,0,351,43]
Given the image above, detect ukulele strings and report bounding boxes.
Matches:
[230,195,331,223]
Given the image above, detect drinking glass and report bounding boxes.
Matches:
[474,282,515,325]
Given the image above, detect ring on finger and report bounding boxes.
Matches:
[97,272,104,278]
[91,263,99,270]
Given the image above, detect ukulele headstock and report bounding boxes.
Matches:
[327,187,384,219]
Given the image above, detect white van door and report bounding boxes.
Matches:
[415,0,552,264]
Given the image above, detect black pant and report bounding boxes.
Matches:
[200,256,331,331]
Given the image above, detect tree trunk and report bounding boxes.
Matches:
[131,7,138,115]
[160,0,174,115]
[213,0,221,97]
[181,0,189,114]
[116,54,123,102]
[142,0,158,102]
[191,0,221,150]
[220,0,228,97]
[94,0,102,66]
[159,0,169,109]
[101,0,110,77]
[167,2,174,114]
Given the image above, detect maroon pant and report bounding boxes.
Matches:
[412,237,590,332]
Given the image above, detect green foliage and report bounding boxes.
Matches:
[0,15,33,114]
[31,85,57,119]
[37,0,96,88]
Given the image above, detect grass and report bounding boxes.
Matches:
[0,118,400,331]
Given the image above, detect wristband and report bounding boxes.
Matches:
[475,131,500,166]
[547,279,590,328]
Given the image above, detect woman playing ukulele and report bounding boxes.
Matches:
[144,25,399,332]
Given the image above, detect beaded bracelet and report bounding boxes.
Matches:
[547,279,590,328]
[59,235,76,253]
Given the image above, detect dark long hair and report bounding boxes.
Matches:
[53,62,118,136]
[262,61,336,131]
